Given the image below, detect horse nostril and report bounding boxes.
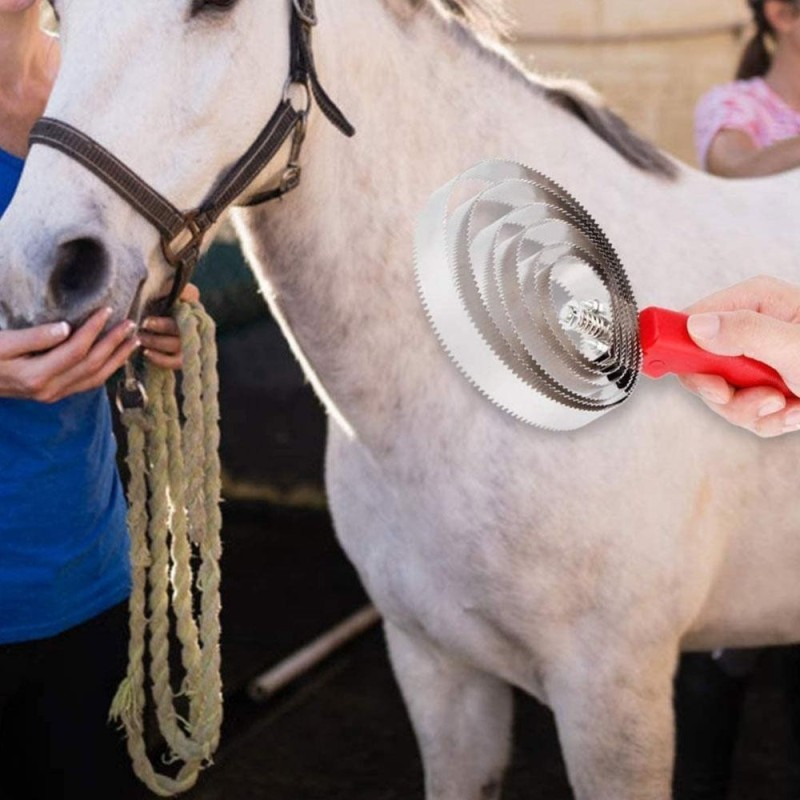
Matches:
[49,237,109,305]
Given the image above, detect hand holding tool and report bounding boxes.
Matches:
[414,161,794,431]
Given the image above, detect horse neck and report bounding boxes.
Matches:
[236,2,543,438]
[235,1,796,442]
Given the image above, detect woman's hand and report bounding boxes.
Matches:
[0,307,140,403]
[679,276,800,437]
[138,283,201,371]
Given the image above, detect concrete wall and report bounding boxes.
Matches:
[505,0,751,164]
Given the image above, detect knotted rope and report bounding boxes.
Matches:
[110,301,223,797]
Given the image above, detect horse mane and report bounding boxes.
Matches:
[540,78,678,179]
[390,0,511,37]
[388,0,678,180]
[436,0,512,38]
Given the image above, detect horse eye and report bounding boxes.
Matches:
[190,0,240,16]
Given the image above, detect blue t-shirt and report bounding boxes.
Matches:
[0,148,130,643]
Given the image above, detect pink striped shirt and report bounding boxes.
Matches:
[694,77,800,168]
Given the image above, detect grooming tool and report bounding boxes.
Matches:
[414,161,793,431]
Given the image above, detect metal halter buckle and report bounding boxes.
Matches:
[161,212,205,268]
[278,104,308,196]
[116,376,148,412]
[282,78,312,116]
[279,165,302,195]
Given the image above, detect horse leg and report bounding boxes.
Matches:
[549,642,679,800]
[384,622,512,800]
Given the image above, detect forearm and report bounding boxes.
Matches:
[708,135,800,178]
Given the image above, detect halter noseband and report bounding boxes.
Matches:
[28,0,355,312]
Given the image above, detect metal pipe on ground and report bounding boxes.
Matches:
[247,605,382,702]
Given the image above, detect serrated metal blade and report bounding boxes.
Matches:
[414,160,641,432]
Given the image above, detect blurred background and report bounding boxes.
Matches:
[510,0,748,163]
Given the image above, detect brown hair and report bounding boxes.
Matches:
[737,0,799,79]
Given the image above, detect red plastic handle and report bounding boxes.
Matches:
[639,307,794,398]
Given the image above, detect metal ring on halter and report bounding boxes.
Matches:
[116,363,149,412]
[161,211,206,269]
[282,76,313,116]
[292,0,318,26]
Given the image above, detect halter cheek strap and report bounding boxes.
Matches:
[28,0,355,312]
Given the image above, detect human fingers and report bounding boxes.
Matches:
[684,276,800,321]
[139,330,181,355]
[30,318,137,401]
[679,372,782,428]
[179,283,200,304]
[752,400,800,438]
[702,385,786,432]
[140,316,182,370]
[678,373,800,436]
[7,309,115,400]
[48,335,142,402]
[30,307,114,378]
[686,310,800,397]
[141,316,178,337]
[677,374,734,406]
[0,321,71,360]
[142,347,182,371]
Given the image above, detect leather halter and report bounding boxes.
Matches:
[28,0,355,312]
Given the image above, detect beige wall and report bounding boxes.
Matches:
[506,0,752,164]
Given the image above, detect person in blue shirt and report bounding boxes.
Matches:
[0,2,198,797]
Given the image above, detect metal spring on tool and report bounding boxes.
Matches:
[414,160,642,430]
[559,300,612,352]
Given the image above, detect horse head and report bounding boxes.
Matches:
[0,0,301,328]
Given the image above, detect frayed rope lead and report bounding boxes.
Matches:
[111,301,223,797]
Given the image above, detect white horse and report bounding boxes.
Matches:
[1,1,799,798]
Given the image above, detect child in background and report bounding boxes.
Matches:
[695,0,800,176]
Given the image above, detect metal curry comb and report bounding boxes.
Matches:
[414,160,792,431]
